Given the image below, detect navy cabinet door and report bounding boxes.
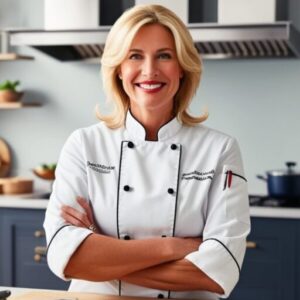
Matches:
[229,218,296,300]
[0,208,68,290]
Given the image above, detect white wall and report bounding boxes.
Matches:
[1,0,300,195]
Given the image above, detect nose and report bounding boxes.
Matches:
[141,57,159,77]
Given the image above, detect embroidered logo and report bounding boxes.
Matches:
[181,169,215,181]
[87,161,115,174]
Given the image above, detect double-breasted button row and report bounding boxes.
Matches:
[127,141,178,151]
[123,185,175,195]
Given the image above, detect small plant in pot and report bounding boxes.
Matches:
[0,80,24,103]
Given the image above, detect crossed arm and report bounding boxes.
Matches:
[61,197,224,294]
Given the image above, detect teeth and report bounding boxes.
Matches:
[139,83,163,90]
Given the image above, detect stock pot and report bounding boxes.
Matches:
[257,162,300,199]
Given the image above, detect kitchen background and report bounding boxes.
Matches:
[0,0,300,195]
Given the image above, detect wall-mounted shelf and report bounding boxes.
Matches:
[0,53,34,61]
[0,102,41,109]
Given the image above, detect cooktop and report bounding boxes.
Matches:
[249,195,300,208]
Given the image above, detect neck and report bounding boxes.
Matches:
[130,107,174,141]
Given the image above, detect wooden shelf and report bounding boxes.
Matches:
[0,53,34,61]
[0,102,41,109]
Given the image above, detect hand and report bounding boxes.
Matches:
[61,196,100,233]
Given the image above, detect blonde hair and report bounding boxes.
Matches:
[97,4,208,128]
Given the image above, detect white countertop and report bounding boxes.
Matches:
[1,195,300,219]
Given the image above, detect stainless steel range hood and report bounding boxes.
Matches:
[1,21,300,61]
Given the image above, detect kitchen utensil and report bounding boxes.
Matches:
[0,138,11,177]
[257,162,300,199]
[0,177,33,195]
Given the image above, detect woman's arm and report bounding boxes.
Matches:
[62,197,201,281]
[121,258,224,294]
[64,232,201,282]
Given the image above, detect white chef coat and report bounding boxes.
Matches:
[44,110,250,300]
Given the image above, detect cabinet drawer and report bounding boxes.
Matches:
[229,218,296,300]
[0,208,68,290]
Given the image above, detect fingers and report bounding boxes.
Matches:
[61,205,91,228]
[76,196,94,222]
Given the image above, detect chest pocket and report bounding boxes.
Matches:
[117,141,182,240]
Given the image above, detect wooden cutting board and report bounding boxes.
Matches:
[10,290,159,300]
[0,138,11,177]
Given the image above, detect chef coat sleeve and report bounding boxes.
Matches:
[43,129,93,281]
[185,137,250,298]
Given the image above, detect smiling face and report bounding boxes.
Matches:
[119,23,183,118]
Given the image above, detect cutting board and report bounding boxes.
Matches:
[10,290,158,300]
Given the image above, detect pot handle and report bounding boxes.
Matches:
[256,175,267,181]
[286,161,296,172]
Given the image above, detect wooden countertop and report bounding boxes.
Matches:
[0,287,195,300]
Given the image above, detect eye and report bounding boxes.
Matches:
[129,53,143,60]
[158,52,172,59]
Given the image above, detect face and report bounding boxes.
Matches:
[119,24,183,116]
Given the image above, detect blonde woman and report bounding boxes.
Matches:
[44,4,250,300]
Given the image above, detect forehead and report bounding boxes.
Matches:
[130,24,176,50]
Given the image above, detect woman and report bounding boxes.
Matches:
[44,4,250,300]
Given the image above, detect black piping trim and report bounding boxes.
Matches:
[168,144,182,299]
[46,224,71,255]
[118,280,122,296]
[231,172,247,182]
[203,238,241,274]
[172,144,182,237]
[116,140,128,296]
[128,109,176,141]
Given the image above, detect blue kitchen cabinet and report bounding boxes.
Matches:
[0,207,68,290]
[229,217,297,300]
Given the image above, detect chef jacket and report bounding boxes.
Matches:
[44,110,250,300]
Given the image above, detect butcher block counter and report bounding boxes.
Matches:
[0,287,197,300]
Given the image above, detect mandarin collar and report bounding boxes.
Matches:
[125,110,182,141]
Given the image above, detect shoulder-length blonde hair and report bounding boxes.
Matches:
[98,4,207,128]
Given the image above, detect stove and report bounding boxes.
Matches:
[249,195,300,208]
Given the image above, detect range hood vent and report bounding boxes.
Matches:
[1,22,300,61]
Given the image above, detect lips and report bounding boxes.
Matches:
[135,81,166,93]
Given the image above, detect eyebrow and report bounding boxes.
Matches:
[129,48,175,53]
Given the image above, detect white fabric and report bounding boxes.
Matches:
[44,110,250,299]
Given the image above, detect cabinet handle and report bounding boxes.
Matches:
[34,246,47,262]
[34,254,42,262]
[34,230,45,238]
[246,241,257,249]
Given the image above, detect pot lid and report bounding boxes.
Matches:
[267,162,300,176]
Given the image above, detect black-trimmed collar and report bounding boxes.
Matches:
[125,110,182,141]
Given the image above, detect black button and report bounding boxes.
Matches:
[170,144,177,150]
[123,185,130,191]
[161,235,167,238]
[124,235,131,240]
[157,294,164,298]
[128,141,134,148]
[168,188,174,195]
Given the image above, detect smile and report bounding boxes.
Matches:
[135,81,166,92]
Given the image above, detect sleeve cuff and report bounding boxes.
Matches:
[47,225,93,280]
[185,239,240,298]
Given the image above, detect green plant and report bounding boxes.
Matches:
[0,80,20,91]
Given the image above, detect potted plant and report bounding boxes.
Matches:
[0,80,24,103]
